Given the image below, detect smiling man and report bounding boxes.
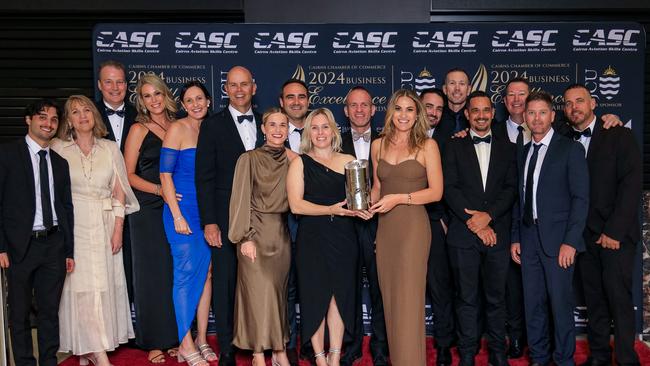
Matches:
[441,68,471,133]
[95,60,136,151]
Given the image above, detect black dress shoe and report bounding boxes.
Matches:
[507,338,524,359]
[286,347,299,366]
[436,346,452,366]
[218,350,236,366]
[340,351,362,366]
[488,352,507,366]
[578,358,610,366]
[372,353,389,366]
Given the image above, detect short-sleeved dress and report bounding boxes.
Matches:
[52,138,139,355]
[295,154,358,344]
[228,145,291,352]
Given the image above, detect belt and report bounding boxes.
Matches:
[31,226,59,239]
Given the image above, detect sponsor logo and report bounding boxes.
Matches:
[598,66,620,101]
[96,31,161,53]
[584,66,625,112]
[491,30,558,52]
[414,68,436,94]
[291,65,306,83]
[253,32,318,54]
[470,64,489,93]
[332,31,398,54]
[572,29,641,51]
[411,31,478,54]
[174,32,239,54]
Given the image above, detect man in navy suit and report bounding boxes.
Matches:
[511,90,589,366]
[563,84,642,366]
[196,66,263,366]
[444,91,517,366]
[339,86,388,366]
[0,100,75,366]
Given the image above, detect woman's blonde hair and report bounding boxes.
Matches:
[381,89,429,153]
[134,74,177,123]
[262,107,288,125]
[299,108,341,154]
[58,95,108,140]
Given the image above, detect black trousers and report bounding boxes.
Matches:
[8,230,66,366]
[505,258,525,341]
[426,218,455,348]
[346,217,388,359]
[577,232,639,365]
[448,243,509,357]
[210,236,237,354]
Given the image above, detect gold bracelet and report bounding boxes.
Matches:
[407,193,412,206]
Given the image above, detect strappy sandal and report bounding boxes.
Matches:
[327,348,341,365]
[314,350,327,365]
[196,343,218,362]
[177,351,208,366]
[147,350,166,364]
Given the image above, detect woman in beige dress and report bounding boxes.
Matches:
[369,89,443,366]
[229,108,297,366]
[52,95,139,366]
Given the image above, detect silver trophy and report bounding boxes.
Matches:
[344,159,371,210]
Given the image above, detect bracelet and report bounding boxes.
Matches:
[407,193,412,206]
[154,184,161,196]
[174,216,183,222]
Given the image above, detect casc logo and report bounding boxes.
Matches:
[492,30,559,47]
[96,31,161,48]
[412,31,478,49]
[175,32,239,49]
[573,29,641,46]
[253,32,318,49]
[332,32,398,49]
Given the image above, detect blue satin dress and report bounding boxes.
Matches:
[160,147,211,342]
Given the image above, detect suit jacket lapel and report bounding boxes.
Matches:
[224,109,246,153]
[537,132,559,188]
[19,141,36,213]
[254,111,264,148]
[586,119,604,162]
[484,138,499,194]
[462,136,484,193]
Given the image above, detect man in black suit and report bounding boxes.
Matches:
[279,78,310,366]
[511,91,589,366]
[339,86,388,366]
[0,100,75,366]
[444,91,517,366]
[441,68,470,133]
[95,60,137,303]
[196,66,263,366]
[95,60,136,151]
[420,88,455,366]
[563,84,642,366]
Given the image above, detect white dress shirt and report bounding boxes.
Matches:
[427,127,435,138]
[573,116,596,157]
[470,129,492,191]
[352,127,371,161]
[103,101,125,147]
[506,117,531,145]
[25,135,58,230]
[229,105,257,151]
[288,122,303,153]
[523,128,554,220]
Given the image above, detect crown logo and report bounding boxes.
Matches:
[603,65,617,76]
[418,67,432,78]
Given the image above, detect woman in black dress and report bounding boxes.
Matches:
[123,74,178,363]
[286,108,371,366]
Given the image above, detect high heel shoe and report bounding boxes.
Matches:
[314,350,327,366]
[196,343,218,362]
[327,348,341,365]
[79,352,113,366]
[177,351,207,366]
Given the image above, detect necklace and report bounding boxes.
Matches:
[149,118,168,132]
[76,142,95,181]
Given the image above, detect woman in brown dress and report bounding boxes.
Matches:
[228,108,297,366]
[369,89,443,366]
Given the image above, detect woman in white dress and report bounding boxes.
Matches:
[51,95,139,366]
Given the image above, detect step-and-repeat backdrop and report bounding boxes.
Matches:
[93,22,646,336]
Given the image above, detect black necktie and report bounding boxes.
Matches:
[516,126,525,164]
[573,128,592,140]
[38,150,53,229]
[472,135,491,144]
[105,107,125,118]
[454,112,463,133]
[523,144,542,226]
[294,128,303,136]
[237,114,254,123]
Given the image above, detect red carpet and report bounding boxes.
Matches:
[59,336,650,365]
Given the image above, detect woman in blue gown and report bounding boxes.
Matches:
[160,81,216,366]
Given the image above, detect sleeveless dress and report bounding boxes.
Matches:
[228,145,291,352]
[296,154,358,344]
[375,149,431,366]
[52,138,138,355]
[129,130,178,349]
[160,147,211,342]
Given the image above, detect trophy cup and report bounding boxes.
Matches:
[344,159,370,210]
